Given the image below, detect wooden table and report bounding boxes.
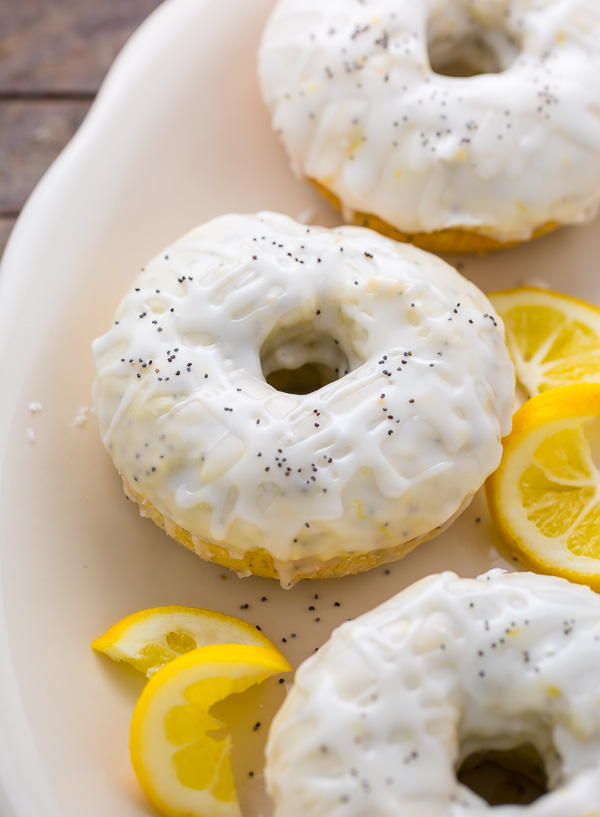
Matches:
[0,0,163,257]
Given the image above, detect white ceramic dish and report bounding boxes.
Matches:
[1,1,599,815]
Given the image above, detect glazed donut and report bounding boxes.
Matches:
[266,570,600,815]
[258,0,600,253]
[92,212,514,586]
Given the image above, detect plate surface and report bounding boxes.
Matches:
[1,0,599,815]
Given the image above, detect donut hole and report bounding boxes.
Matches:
[457,743,548,806]
[427,11,520,77]
[266,362,340,395]
[260,323,352,395]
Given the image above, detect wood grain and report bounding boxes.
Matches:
[0,0,163,93]
[0,100,91,214]
[0,0,163,257]
[0,219,16,256]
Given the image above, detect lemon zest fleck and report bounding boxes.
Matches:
[548,685,561,697]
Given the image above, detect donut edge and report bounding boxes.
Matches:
[309,179,559,255]
[122,477,471,586]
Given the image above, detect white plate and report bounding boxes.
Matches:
[1,0,599,814]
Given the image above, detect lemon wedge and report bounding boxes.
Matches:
[488,287,600,397]
[92,606,276,677]
[130,643,291,817]
[486,383,600,589]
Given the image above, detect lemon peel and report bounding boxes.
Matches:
[92,605,276,677]
[486,383,600,589]
[130,643,291,817]
[489,287,600,397]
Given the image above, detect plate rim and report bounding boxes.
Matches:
[0,1,218,813]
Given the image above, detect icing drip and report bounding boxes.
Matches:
[266,570,600,815]
[93,212,514,566]
[259,0,600,241]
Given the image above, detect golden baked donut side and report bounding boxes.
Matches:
[123,477,467,585]
[260,0,600,250]
[310,179,559,255]
[93,212,515,586]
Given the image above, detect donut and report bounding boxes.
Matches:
[266,570,600,814]
[258,0,600,253]
[92,212,514,586]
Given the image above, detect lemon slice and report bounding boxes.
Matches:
[92,606,276,677]
[486,383,600,589]
[488,287,600,397]
[130,643,290,817]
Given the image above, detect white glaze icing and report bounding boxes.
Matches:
[266,570,600,815]
[259,0,600,241]
[92,212,513,578]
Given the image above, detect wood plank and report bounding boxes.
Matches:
[0,0,163,94]
[0,217,16,260]
[0,100,91,213]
